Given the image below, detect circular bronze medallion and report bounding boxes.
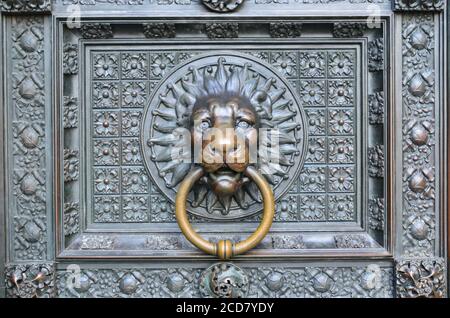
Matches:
[142,51,307,220]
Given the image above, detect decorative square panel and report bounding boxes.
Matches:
[56,21,388,259]
[306,137,327,164]
[92,53,119,80]
[122,196,149,222]
[93,168,120,194]
[121,53,148,79]
[122,139,143,165]
[329,109,354,135]
[299,51,326,78]
[328,51,355,78]
[328,137,354,164]
[149,52,175,79]
[92,82,120,109]
[121,82,147,108]
[305,109,326,135]
[121,110,142,137]
[270,51,298,78]
[94,196,121,223]
[328,80,355,106]
[299,194,326,221]
[299,80,326,106]
[121,167,149,194]
[93,139,120,166]
[328,194,355,221]
[93,111,120,137]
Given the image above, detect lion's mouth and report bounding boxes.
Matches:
[208,166,241,182]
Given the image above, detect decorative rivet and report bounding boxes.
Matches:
[20,127,39,149]
[410,219,429,241]
[119,274,138,295]
[313,273,332,293]
[266,272,284,292]
[409,172,427,193]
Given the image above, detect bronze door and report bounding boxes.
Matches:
[0,0,447,298]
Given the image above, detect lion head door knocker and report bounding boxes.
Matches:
[142,52,307,259]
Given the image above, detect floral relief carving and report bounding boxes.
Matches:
[150,194,175,222]
[143,23,176,38]
[202,0,244,12]
[92,82,120,108]
[122,139,143,165]
[368,92,385,125]
[274,196,298,221]
[9,17,49,260]
[1,0,51,12]
[93,53,119,79]
[205,23,239,39]
[64,149,79,183]
[334,234,372,248]
[122,167,149,194]
[305,268,344,297]
[63,44,78,75]
[299,195,326,221]
[368,38,384,72]
[396,259,446,298]
[299,166,326,192]
[328,80,354,106]
[393,0,445,11]
[145,236,182,250]
[93,139,120,166]
[329,109,354,135]
[369,197,385,231]
[269,23,302,38]
[271,52,297,78]
[329,137,354,163]
[150,53,175,78]
[6,264,55,298]
[272,235,305,249]
[299,80,326,106]
[368,145,384,178]
[122,53,148,79]
[332,23,366,38]
[93,111,120,136]
[122,196,149,222]
[306,137,326,163]
[328,194,354,221]
[122,110,142,136]
[80,235,115,249]
[63,97,78,129]
[94,196,121,222]
[299,51,325,78]
[55,265,395,298]
[329,167,354,192]
[328,51,354,77]
[93,168,120,194]
[64,202,80,237]
[122,82,147,108]
[80,23,113,39]
[305,109,326,135]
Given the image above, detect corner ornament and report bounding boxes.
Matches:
[202,0,244,13]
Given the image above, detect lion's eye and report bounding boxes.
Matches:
[199,121,211,130]
[236,120,251,129]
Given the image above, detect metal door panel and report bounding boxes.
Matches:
[0,0,447,298]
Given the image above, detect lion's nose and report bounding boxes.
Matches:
[209,139,239,157]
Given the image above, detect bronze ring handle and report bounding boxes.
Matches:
[175,166,275,260]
